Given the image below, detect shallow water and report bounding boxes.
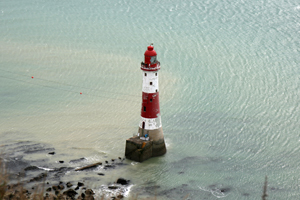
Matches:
[1,0,300,199]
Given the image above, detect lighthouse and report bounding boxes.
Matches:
[125,45,167,162]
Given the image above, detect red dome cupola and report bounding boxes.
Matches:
[141,45,160,71]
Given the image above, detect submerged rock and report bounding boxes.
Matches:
[29,173,47,182]
[220,187,231,193]
[24,166,40,171]
[51,167,74,177]
[69,158,85,163]
[108,186,119,190]
[103,164,115,170]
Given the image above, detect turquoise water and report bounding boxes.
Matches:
[1,0,300,199]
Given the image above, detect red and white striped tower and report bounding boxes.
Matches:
[125,44,166,162]
[138,44,166,157]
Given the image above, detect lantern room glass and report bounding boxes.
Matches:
[150,56,157,64]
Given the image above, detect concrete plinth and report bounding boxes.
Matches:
[125,136,153,162]
[125,133,166,162]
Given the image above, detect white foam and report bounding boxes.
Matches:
[37,166,54,171]
[198,186,229,198]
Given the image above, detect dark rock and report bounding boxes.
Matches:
[178,171,184,174]
[48,152,55,155]
[29,173,47,182]
[111,159,115,162]
[116,178,130,185]
[114,163,128,166]
[66,182,73,188]
[59,161,64,163]
[69,158,85,163]
[75,186,79,190]
[24,166,40,171]
[78,182,84,187]
[46,187,52,192]
[103,164,115,170]
[108,186,119,190]
[58,184,65,190]
[85,189,94,195]
[118,157,122,160]
[220,187,230,193]
[51,167,74,177]
[117,194,124,199]
[63,189,78,198]
[97,173,105,176]
[82,189,95,200]
[52,185,59,191]
[21,143,55,154]
[243,193,250,196]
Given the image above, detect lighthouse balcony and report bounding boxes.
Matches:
[141,62,160,71]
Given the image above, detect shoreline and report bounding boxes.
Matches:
[1,140,133,199]
[1,140,236,199]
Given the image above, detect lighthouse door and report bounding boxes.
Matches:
[142,121,145,129]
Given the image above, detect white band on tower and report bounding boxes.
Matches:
[142,71,159,93]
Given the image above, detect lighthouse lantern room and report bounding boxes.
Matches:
[125,45,167,162]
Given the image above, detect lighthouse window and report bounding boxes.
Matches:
[145,73,147,76]
[155,73,157,76]
[150,82,153,85]
[150,56,156,64]
[150,99,152,102]
[143,106,146,112]
[156,89,158,92]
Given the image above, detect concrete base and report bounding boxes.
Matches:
[125,127,167,162]
[125,136,153,162]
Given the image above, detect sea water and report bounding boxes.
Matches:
[1,0,300,199]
